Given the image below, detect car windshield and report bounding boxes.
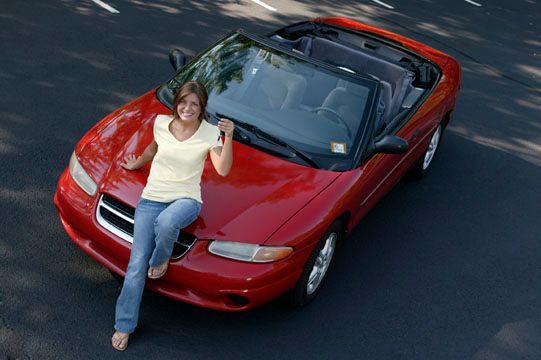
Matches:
[161,32,377,170]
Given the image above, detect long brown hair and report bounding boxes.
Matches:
[172,81,208,121]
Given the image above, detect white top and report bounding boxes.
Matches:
[141,114,223,203]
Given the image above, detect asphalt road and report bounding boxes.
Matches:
[1,0,540,359]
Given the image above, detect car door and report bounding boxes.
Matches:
[348,90,445,225]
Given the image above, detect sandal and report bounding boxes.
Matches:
[111,331,129,351]
[147,261,169,279]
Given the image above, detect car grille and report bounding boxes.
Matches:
[96,194,197,260]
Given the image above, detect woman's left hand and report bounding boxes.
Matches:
[218,118,235,138]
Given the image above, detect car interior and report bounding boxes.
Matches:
[268,21,440,137]
[224,47,373,151]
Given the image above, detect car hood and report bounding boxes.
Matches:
[79,91,341,244]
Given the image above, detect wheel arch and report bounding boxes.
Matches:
[442,109,453,128]
[336,211,351,240]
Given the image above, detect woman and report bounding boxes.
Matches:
[111,81,234,351]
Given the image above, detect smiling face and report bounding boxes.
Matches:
[176,92,202,123]
[172,81,209,123]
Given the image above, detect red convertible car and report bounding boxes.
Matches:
[54,17,460,311]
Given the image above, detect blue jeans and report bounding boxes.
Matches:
[114,197,201,333]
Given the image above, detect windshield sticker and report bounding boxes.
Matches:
[330,142,347,154]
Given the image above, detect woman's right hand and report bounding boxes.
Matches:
[120,154,140,170]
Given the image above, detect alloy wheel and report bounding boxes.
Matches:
[422,125,442,171]
[306,232,337,295]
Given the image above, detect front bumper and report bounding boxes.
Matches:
[54,168,311,311]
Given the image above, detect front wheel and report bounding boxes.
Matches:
[410,123,443,179]
[290,221,341,307]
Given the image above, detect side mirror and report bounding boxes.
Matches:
[169,49,187,72]
[374,135,409,154]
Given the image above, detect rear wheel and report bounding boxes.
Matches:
[410,123,443,179]
[290,221,341,307]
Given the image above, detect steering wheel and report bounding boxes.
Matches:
[311,106,352,139]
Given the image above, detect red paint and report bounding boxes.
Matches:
[54,18,461,311]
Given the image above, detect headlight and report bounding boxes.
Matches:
[208,241,293,263]
[69,152,97,196]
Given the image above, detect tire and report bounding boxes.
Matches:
[410,123,444,179]
[290,221,341,307]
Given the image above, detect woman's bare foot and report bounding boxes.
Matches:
[112,331,129,351]
[147,261,169,279]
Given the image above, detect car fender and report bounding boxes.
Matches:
[263,171,354,251]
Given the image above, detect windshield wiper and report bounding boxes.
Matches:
[215,113,319,169]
